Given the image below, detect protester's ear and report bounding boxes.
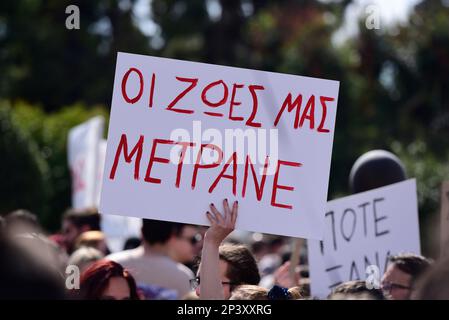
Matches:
[166,231,179,244]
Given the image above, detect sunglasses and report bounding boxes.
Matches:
[189,277,237,291]
[179,233,202,245]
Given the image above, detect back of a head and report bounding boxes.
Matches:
[230,285,302,300]
[389,253,432,284]
[68,247,104,272]
[141,218,184,245]
[251,241,267,255]
[5,209,41,234]
[414,255,449,299]
[63,207,101,230]
[219,243,260,286]
[0,234,65,299]
[328,280,386,300]
[123,237,141,250]
[297,278,311,298]
[229,285,268,300]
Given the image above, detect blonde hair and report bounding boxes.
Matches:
[229,285,269,300]
[68,246,104,272]
[229,285,302,300]
[75,230,106,250]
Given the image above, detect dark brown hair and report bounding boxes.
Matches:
[63,207,101,231]
[219,244,260,289]
[141,219,185,245]
[389,253,432,284]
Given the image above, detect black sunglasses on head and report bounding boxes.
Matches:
[180,233,202,245]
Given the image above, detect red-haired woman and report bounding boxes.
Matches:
[78,260,140,300]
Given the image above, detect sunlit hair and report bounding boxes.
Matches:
[328,280,386,300]
[68,246,104,272]
[229,285,302,300]
[75,230,106,250]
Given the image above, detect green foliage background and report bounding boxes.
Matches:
[0,101,108,230]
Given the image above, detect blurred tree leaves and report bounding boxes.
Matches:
[0,105,49,223]
[0,0,152,110]
[0,101,108,231]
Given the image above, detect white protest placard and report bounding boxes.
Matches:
[95,139,107,206]
[68,116,104,209]
[94,139,142,252]
[99,52,340,239]
[308,179,421,298]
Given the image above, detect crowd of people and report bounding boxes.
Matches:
[0,200,448,300]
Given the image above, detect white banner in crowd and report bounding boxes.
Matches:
[95,139,107,206]
[308,179,421,298]
[100,52,340,239]
[68,122,141,252]
[98,139,142,253]
[68,116,104,209]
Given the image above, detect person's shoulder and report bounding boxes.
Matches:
[155,256,194,278]
[106,246,143,263]
[175,261,195,279]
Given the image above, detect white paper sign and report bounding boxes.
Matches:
[68,116,104,209]
[95,139,107,206]
[100,52,340,239]
[93,139,141,252]
[308,179,421,298]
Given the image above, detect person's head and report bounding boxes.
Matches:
[4,209,41,235]
[414,255,449,299]
[78,260,139,300]
[123,237,141,251]
[229,285,302,300]
[170,224,201,264]
[381,253,432,300]
[68,247,104,274]
[75,230,109,255]
[0,233,65,299]
[62,208,101,254]
[297,277,311,298]
[229,285,269,300]
[268,237,284,254]
[141,219,199,264]
[328,280,386,300]
[194,244,260,299]
[251,241,268,261]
